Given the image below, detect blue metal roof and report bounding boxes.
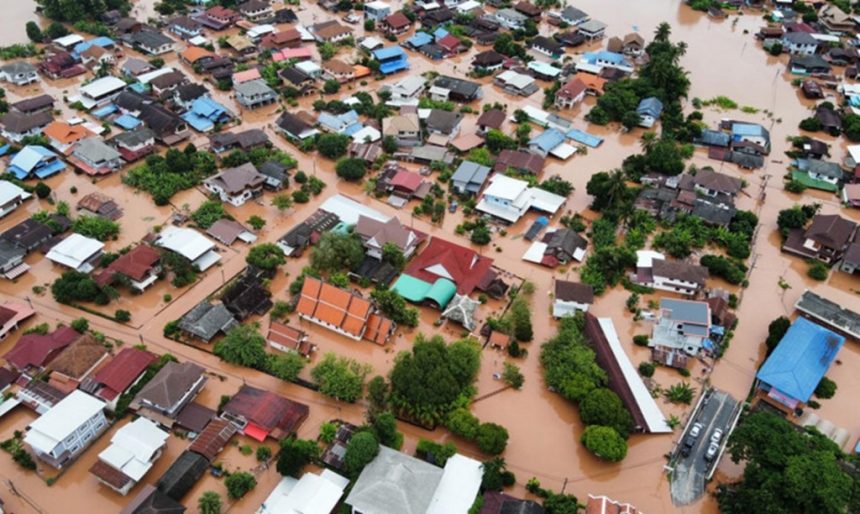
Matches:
[190,96,228,119]
[756,317,844,403]
[433,28,449,41]
[379,59,409,75]
[583,50,630,66]
[406,32,433,48]
[661,298,709,324]
[72,37,116,58]
[529,129,565,153]
[114,114,142,130]
[92,104,118,119]
[566,129,604,148]
[731,122,767,137]
[182,112,215,132]
[373,45,407,61]
[637,97,664,118]
[9,146,65,179]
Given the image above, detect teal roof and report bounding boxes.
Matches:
[391,274,457,308]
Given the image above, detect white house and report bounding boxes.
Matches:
[386,76,427,107]
[782,32,818,55]
[256,469,349,514]
[475,174,566,224]
[24,390,107,469]
[90,417,169,495]
[364,1,392,20]
[0,181,30,218]
[635,250,708,296]
[45,234,105,273]
[203,162,266,207]
[494,8,528,30]
[0,62,39,86]
[154,227,221,271]
[553,280,594,317]
[78,76,127,110]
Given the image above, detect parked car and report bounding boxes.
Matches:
[704,441,720,462]
[681,422,703,457]
[343,13,360,23]
[710,428,724,445]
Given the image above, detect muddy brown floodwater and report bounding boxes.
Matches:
[0,0,859,513]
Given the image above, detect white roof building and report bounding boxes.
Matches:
[78,76,127,107]
[247,24,276,40]
[155,227,221,271]
[256,469,349,514]
[0,180,31,216]
[46,233,105,273]
[98,417,169,484]
[319,194,391,225]
[24,391,106,455]
[476,174,566,223]
[426,454,483,514]
[136,67,176,85]
[53,34,86,48]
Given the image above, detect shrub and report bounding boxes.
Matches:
[807,260,829,281]
[633,335,649,347]
[665,382,695,405]
[311,353,370,402]
[579,388,633,438]
[71,317,89,333]
[276,437,319,477]
[581,425,627,462]
[224,472,256,500]
[476,423,509,455]
[115,310,131,322]
[256,446,272,462]
[502,362,524,389]
[446,408,480,439]
[335,157,367,181]
[34,182,51,199]
[815,377,837,399]
[638,361,656,377]
[344,431,379,477]
[416,439,457,466]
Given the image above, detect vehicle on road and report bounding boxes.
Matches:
[710,428,724,445]
[681,422,703,457]
[704,441,720,462]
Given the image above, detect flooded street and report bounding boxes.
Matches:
[0,0,857,512]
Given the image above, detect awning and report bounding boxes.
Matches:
[3,263,29,280]
[243,422,269,442]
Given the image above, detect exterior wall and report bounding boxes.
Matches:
[652,274,700,295]
[298,312,364,341]
[30,410,108,469]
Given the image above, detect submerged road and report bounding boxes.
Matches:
[670,389,739,506]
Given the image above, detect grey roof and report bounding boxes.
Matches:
[432,75,482,99]
[652,258,708,286]
[258,160,289,181]
[1,61,37,75]
[795,290,860,338]
[637,97,664,118]
[441,294,479,330]
[113,127,156,147]
[0,240,26,268]
[11,94,53,114]
[783,31,818,45]
[234,79,276,97]
[346,446,444,514]
[695,129,730,147]
[661,298,710,324]
[545,228,586,256]
[73,137,122,162]
[578,19,607,33]
[1,111,53,133]
[178,301,237,341]
[560,6,588,22]
[121,58,152,75]
[452,160,491,186]
[133,361,206,411]
[805,158,842,179]
[426,109,463,134]
[132,30,174,49]
[156,450,208,502]
[554,280,593,303]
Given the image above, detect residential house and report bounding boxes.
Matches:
[0,111,53,143]
[203,162,266,206]
[155,450,209,501]
[131,361,207,427]
[345,448,482,514]
[381,12,412,36]
[43,121,92,155]
[10,94,54,115]
[95,245,161,291]
[207,219,257,246]
[276,111,320,141]
[154,226,221,271]
[382,111,421,145]
[246,24,276,43]
[208,129,269,154]
[0,62,38,86]
[431,75,482,103]
[578,19,607,40]
[515,1,541,18]
[608,33,646,56]
[177,301,237,342]
[78,76,127,109]
[24,391,107,468]
[730,122,771,153]
[651,298,712,355]
[636,251,709,296]
[636,97,664,128]
[279,67,316,96]
[578,50,633,74]
[187,418,236,462]
[239,0,274,22]
[261,28,302,49]
[258,160,290,190]
[234,79,278,109]
[793,159,842,192]
[112,127,156,162]
[385,76,427,106]
[77,191,122,220]
[0,302,35,340]
[169,16,203,39]
[472,50,505,71]
[365,1,392,20]
[45,234,104,273]
[421,7,454,29]
[5,326,81,377]
[494,9,528,30]
[553,280,594,317]
[475,174,566,224]
[843,183,860,208]
[818,4,855,33]
[476,108,505,134]
[560,6,589,26]
[0,181,30,219]
[789,54,831,75]
[220,385,309,441]
[129,31,175,55]
[555,77,587,108]
[815,105,842,135]
[322,59,355,83]
[39,50,86,79]
[121,58,153,78]
[149,70,188,97]
[683,168,742,198]
[528,128,568,158]
[311,21,353,43]
[782,31,818,55]
[756,317,844,414]
[782,213,857,264]
[119,484,185,514]
[199,5,240,30]
[295,277,393,343]
[0,217,57,253]
[405,31,433,50]
[451,160,491,194]
[355,215,421,259]
[295,60,323,79]
[425,109,463,137]
[70,137,124,175]
[258,470,349,514]
[494,149,544,175]
[373,46,410,75]
[494,70,539,96]
[531,36,564,59]
[90,418,169,495]
[0,242,27,279]
[585,495,639,514]
[84,347,157,409]
[46,334,110,394]
[539,228,588,264]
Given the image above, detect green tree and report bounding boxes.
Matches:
[246,243,286,271]
[367,375,389,414]
[256,446,272,462]
[344,431,379,476]
[382,135,398,154]
[807,260,829,281]
[777,204,816,238]
[34,182,51,199]
[540,316,607,403]
[26,21,43,42]
[72,215,120,241]
[446,407,480,439]
[318,42,337,60]
[371,411,401,448]
[310,232,365,273]
[580,388,633,438]
[71,317,89,333]
[815,377,837,399]
[213,323,268,369]
[581,425,627,461]
[370,288,418,327]
[224,471,256,500]
[190,200,227,229]
[317,133,350,159]
[484,129,517,154]
[476,423,509,455]
[335,157,367,181]
[272,193,294,212]
[276,437,319,477]
[509,296,533,342]
[381,243,406,271]
[52,271,111,305]
[46,22,69,39]
[311,353,371,402]
[198,491,222,514]
[481,457,516,491]
[765,316,791,354]
[266,352,306,381]
[502,362,524,389]
[843,113,860,141]
[586,170,629,212]
[323,79,341,95]
[470,224,491,245]
[247,215,266,230]
[543,493,581,514]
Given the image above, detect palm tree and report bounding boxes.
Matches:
[199,492,222,514]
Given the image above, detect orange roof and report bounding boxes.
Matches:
[297,277,375,339]
[353,65,371,78]
[363,314,393,345]
[181,46,213,63]
[232,68,261,83]
[43,122,92,149]
[573,72,607,95]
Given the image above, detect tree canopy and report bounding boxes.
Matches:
[310,232,365,273]
[311,353,371,402]
[246,243,286,271]
[214,323,268,369]
[580,425,628,462]
[344,431,380,477]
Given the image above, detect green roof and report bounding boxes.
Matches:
[391,274,457,308]
[791,170,839,192]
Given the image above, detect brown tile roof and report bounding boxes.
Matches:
[384,12,411,29]
[296,277,373,338]
[652,258,708,286]
[223,385,310,436]
[805,214,857,249]
[313,21,352,40]
[354,215,415,250]
[494,149,544,175]
[96,245,161,286]
[189,418,236,461]
[476,108,505,130]
[5,326,81,372]
[323,59,354,75]
[48,333,109,379]
[175,401,216,433]
[92,348,157,401]
[180,46,213,64]
[554,280,594,304]
[132,361,205,412]
[205,162,265,194]
[90,459,133,490]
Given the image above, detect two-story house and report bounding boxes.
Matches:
[0,62,39,86]
[24,390,107,469]
[95,245,162,292]
[70,137,124,176]
[234,79,278,109]
[782,213,858,264]
[382,111,421,146]
[90,417,169,495]
[130,361,207,428]
[635,251,709,296]
[204,162,266,206]
[782,31,818,55]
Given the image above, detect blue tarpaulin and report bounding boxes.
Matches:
[406,32,432,48]
[566,129,604,148]
[92,104,117,118]
[114,114,141,130]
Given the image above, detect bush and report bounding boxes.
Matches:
[246,243,286,271]
[807,260,829,281]
[344,431,379,476]
[34,182,51,199]
[317,133,350,159]
[502,362,524,389]
[476,423,509,455]
[581,425,627,462]
[72,215,120,241]
[416,439,457,466]
[481,457,516,491]
[665,382,695,405]
[115,310,131,322]
[276,438,319,477]
[247,215,266,230]
[256,446,272,462]
[191,200,227,229]
[71,317,89,333]
[224,472,256,500]
[198,492,222,514]
[799,117,822,132]
[633,335,649,347]
[638,361,656,377]
[214,324,268,369]
[579,388,633,438]
[815,377,837,399]
[311,353,370,402]
[446,408,480,440]
[335,157,367,181]
[266,352,305,381]
[785,179,807,194]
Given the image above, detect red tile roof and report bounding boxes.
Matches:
[404,237,494,295]
[189,418,236,461]
[296,277,374,339]
[390,170,424,192]
[384,12,411,29]
[438,34,461,52]
[4,326,81,372]
[222,385,309,436]
[95,245,161,286]
[93,348,157,401]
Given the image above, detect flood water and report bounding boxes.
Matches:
[0,0,858,512]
